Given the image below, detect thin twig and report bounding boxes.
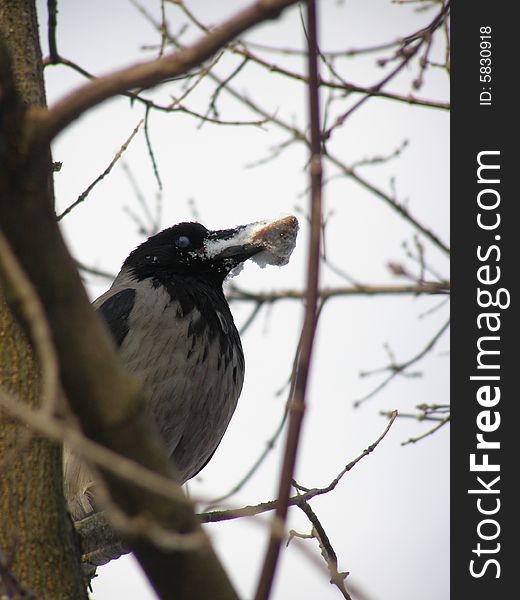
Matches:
[57,120,143,221]
[120,160,157,234]
[324,152,450,255]
[144,106,163,191]
[381,410,443,422]
[323,39,423,140]
[227,281,450,303]
[296,500,352,600]
[355,318,450,407]
[351,139,409,169]
[201,55,250,123]
[167,48,225,108]
[401,414,450,446]
[46,0,59,63]
[238,46,450,110]
[238,301,264,336]
[75,260,115,281]
[202,410,398,524]
[245,37,406,58]
[173,102,267,126]
[158,0,168,58]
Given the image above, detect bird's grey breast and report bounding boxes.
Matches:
[95,270,245,482]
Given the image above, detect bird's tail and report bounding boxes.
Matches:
[63,447,130,585]
[63,447,96,521]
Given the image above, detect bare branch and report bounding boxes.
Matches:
[255,2,323,596]
[120,160,159,235]
[46,0,58,64]
[381,403,450,423]
[394,404,450,445]
[30,0,301,146]
[171,102,268,126]
[57,120,143,221]
[164,7,451,258]
[201,56,250,123]
[75,261,115,281]
[355,319,450,407]
[401,415,450,445]
[234,46,450,110]
[76,411,398,566]
[228,281,450,304]
[324,152,450,256]
[203,410,398,524]
[296,500,352,600]
[143,106,163,192]
[318,5,454,134]
[174,0,449,111]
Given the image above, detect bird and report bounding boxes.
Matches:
[63,217,298,521]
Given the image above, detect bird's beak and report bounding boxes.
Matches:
[204,216,299,268]
[204,227,262,265]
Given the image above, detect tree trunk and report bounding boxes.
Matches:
[0,1,87,597]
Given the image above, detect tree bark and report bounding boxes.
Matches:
[0,2,87,598]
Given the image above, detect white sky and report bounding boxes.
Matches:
[35,1,450,599]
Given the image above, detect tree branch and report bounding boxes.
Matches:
[227,281,450,304]
[295,500,352,600]
[75,411,398,567]
[355,318,450,407]
[255,2,323,597]
[29,0,300,146]
[174,0,449,111]
[57,120,144,221]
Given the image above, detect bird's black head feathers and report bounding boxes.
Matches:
[119,222,248,379]
[123,222,260,285]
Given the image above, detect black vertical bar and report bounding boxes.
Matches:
[452,2,517,598]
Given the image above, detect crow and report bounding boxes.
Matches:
[64,217,298,520]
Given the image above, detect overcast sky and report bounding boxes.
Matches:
[36,1,450,599]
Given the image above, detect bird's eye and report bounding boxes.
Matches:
[177,235,191,249]
[145,255,159,263]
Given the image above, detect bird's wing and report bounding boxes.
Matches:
[94,278,194,468]
[95,288,136,347]
[92,276,241,484]
[184,442,219,481]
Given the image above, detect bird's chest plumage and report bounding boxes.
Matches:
[108,277,244,482]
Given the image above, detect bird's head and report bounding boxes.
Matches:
[123,217,298,285]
